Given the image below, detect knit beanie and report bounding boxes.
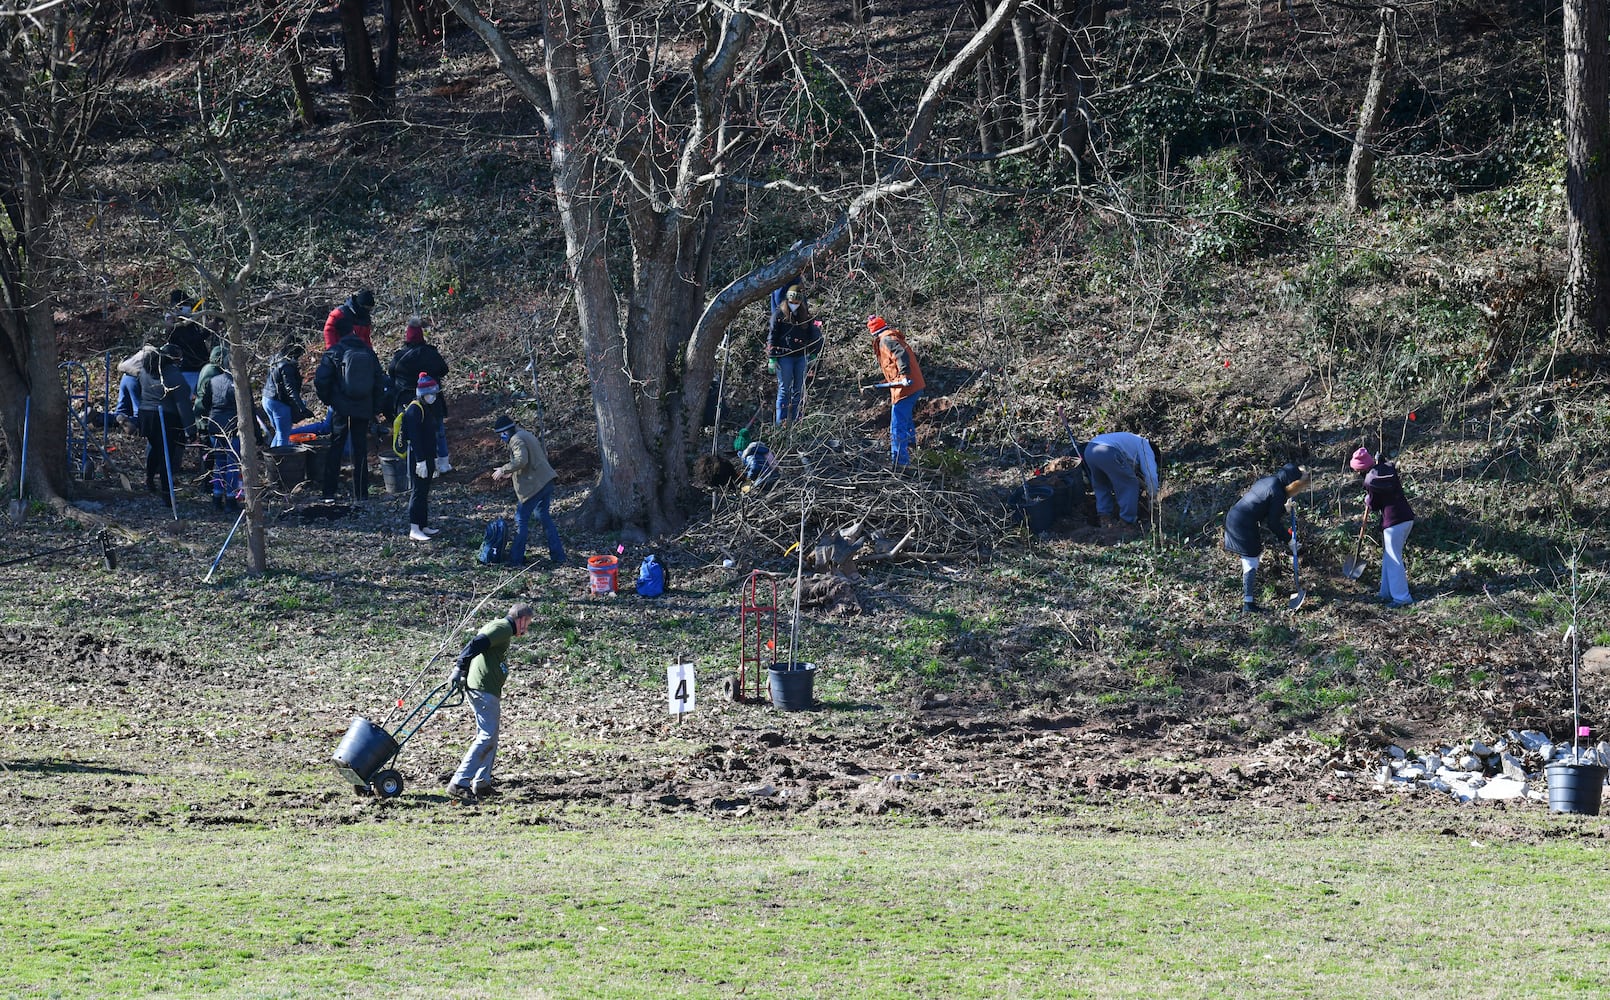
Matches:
[416,374,439,398]
[867,315,888,334]
[404,317,425,344]
[493,413,517,434]
[1349,447,1376,472]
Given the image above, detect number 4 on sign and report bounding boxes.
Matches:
[667,662,696,719]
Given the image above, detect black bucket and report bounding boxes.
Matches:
[264,445,306,488]
[302,441,330,486]
[379,455,406,494]
[332,716,399,782]
[768,662,817,711]
[1011,485,1056,533]
[1546,761,1607,815]
[1030,473,1078,520]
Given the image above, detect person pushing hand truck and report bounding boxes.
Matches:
[444,603,536,803]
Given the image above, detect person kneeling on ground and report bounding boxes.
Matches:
[1222,462,1309,613]
[445,603,536,802]
[1084,431,1161,529]
[492,414,566,567]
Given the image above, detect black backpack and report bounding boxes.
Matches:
[340,346,376,399]
[478,517,507,565]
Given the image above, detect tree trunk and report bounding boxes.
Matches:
[378,0,401,98]
[1564,0,1610,344]
[1059,0,1104,164]
[1011,13,1038,143]
[338,0,382,121]
[1344,10,1396,212]
[223,300,266,574]
[0,158,71,507]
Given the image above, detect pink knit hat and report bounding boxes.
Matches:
[1349,447,1375,472]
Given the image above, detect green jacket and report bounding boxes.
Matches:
[467,617,516,696]
[497,427,557,502]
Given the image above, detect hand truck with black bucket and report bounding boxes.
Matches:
[332,679,464,797]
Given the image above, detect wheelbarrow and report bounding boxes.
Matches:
[332,678,464,797]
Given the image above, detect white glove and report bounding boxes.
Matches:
[415,462,429,478]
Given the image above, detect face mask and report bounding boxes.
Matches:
[422,393,437,405]
[499,431,512,442]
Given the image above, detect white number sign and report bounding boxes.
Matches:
[666,662,696,716]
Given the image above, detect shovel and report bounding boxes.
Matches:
[1287,504,1306,611]
[8,395,29,523]
[1341,516,1368,580]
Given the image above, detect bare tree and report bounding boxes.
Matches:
[0,4,122,508]
[338,0,381,121]
[167,163,268,574]
[445,0,1024,537]
[1344,9,1397,212]
[1564,0,1610,344]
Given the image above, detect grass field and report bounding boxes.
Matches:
[5,816,1610,998]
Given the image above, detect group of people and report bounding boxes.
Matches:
[109,288,567,566]
[1223,447,1416,612]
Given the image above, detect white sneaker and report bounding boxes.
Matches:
[409,525,430,541]
[422,526,441,536]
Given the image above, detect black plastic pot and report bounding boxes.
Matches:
[768,662,817,711]
[1546,761,1607,816]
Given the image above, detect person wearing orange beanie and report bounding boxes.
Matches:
[867,315,925,466]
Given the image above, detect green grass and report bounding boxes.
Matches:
[5,821,1610,998]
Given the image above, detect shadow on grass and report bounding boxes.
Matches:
[3,758,143,777]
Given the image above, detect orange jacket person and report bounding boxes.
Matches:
[867,316,925,466]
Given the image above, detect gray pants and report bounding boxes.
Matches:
[452,688,500,790]
[1085,442,1141,523]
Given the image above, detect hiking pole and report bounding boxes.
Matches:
[156,407,179,520]
[8,395,28,523]
[204,507,246,583]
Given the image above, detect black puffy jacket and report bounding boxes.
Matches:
[1223,463,1304,557]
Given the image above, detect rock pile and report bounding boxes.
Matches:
[1364,730,1610,804]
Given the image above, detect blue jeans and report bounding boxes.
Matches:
[116,374,141,420]
[435,420,449,461]
[210,434,242,499]
[774,355,808,423]
[890,391,922,466]
[508,482,564,565]
[263,396,294,447]
[452,689,500,791]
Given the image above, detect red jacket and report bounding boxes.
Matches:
[322,303,373,349]
[873,328,924,403]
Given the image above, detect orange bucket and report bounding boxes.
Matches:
[587,555,619,594]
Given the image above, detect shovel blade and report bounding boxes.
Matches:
[8,499,24,524]
[1287,588,1307,611]
[1341,557,1366,580]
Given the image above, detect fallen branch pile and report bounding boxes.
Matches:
[681,416,1013,572]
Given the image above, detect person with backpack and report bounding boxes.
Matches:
[1351,447,1416,608]
[313,331,384,501]
[767,284,823,424]
[165,304,211,393]
[137,343,194,507]
[262,341,314,447]
[397,374,443,541]
[1085,431,1162,530]
[194,356,246,510]
[322,288,375,349]
[388,316,452,472]
[1222,462,1309,613]
[866,315,925,467]
[115,342,158,430]
[491,413,565,567]
[445,603,536,802]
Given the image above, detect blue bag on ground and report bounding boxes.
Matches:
[635,554,666,597]
[478,517,507,565]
